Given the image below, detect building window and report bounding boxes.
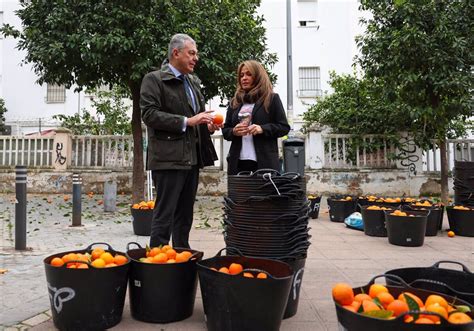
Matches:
[299,20,319,29]
[46,84,66,103]
[298,67,322,97]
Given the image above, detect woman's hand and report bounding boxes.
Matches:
[232,123,249,136]
[247,124,263,135]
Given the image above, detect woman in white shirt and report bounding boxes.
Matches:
[222,60,290,175]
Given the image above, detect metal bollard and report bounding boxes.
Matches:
[72,173,82,226]
[15,165,27,250]
[103,180,117,212]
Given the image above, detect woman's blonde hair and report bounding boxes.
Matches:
[231,60,273,112]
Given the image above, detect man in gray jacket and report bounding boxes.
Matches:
[141,33,219,248]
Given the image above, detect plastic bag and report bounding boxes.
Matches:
[344,212,364,231]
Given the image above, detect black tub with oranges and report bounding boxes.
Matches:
[386,261,474,305]
[446,206,474,237]
[126,242,203,323]
[384,209,429,247]
[334,274,474,331]
[197,248,293,331]
[43,242,130,330]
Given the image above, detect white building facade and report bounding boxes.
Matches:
[1,0,364,134]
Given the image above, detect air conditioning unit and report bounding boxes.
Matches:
[0,125,12,135]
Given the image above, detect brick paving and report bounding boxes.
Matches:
[1,193,473,330]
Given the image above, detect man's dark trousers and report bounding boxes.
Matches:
[150,166,199,248]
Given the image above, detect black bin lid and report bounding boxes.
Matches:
[283,137,305,146]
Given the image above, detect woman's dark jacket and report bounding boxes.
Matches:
[222,93,290,175]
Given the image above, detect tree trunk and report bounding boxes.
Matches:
[439,138,449,206]
[129,81,145,203]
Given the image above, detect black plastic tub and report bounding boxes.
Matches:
[386,260,474,305]
[308,196,322,219]
[197,248,293,331]
[385,210,428,247]
[327,197,358,222]
[446,207,474,237]
[360,205,392,237]
[281,257,306,319]
[335,274,474,331]
[126,242,203,323]
[43,243,130,331]
[131,207,153,236]
[403,204,443,236]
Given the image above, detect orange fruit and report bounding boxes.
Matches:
[91,258,106,268]
[161,245,172,253]
[354,293,372,303]
[369,284,389,298]
[219,267,230,274]
[257,272,268,279]
[166,249,177,260]
[424,303,448,323]
[332,283,354,306]
[399,292,424,308]
[343,305,358,312]
[100,252,114,265]
[228,263,243,275]
[67,264,77,269]
[349,300,361,311]
[448,312,472,324]
[51,257,64,267]
[243,272,254,278]
[166,259,176,264]
[105,263,117,268]
[91,248,105,260]
[387,299,409,317]
[132,203,140,209]
[448,231,455,237]
[213,113,224,125]
[114,255,128,266]
[376,292,395,308]
[152,253,167,264]
[181,251,193,260]
[148,247,161,258]
[175,253,187,263]
[362,300,380,312]
[425,294,449,311]
[415,317,435,324]
[77,263,89,269]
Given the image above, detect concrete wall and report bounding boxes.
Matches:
[0,168,452,198]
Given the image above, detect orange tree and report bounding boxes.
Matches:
[357,0,473,204]
[1,0,276,202]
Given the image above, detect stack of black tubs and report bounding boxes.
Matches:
[224,169,310,318]
[453,160,474,207]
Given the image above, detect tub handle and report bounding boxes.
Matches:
[215,247,244,257]
[126,242,142,251]
[431,260,472,273]
[85,242,116,253]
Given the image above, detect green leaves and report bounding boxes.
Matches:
[361,310,394,319]
[0,98,7,133]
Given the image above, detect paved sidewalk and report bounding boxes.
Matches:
[1,193,473,330]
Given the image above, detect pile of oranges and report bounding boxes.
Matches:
[366,205,392,211]
[389,210,411,217]
[332,282,472,324]
[453,205,471,211]
[138,245,193,264]
[50,247,128,269]
[210,262,269,279]
[132,200,155,210]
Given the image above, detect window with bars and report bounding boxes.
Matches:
[298,67,322,97]
[46,84,66,103]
